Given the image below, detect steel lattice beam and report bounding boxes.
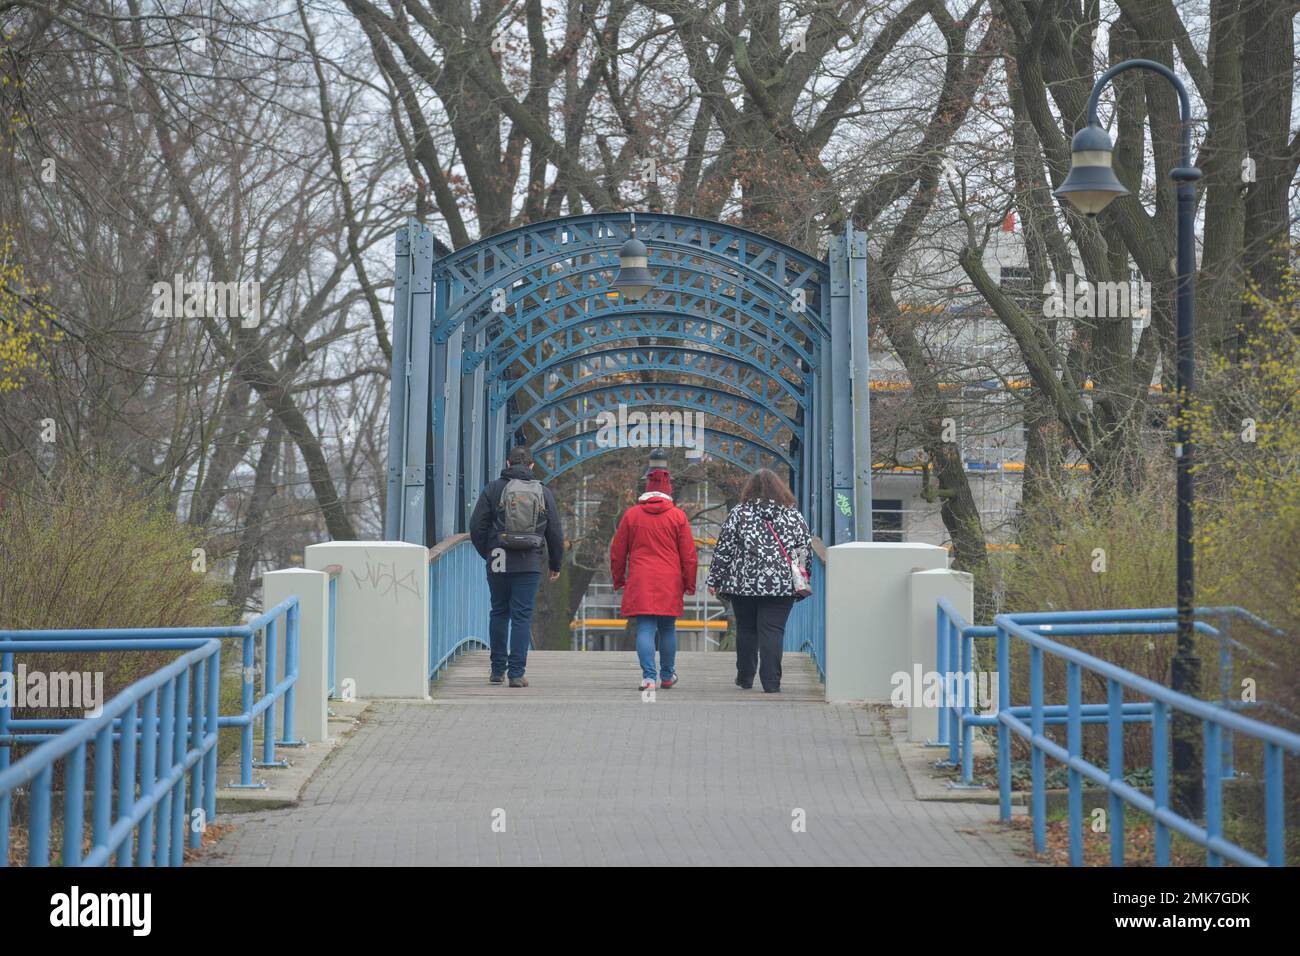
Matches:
[534,426,792,480]
[434,213,830,340]
[496,345,806,411]
[382,213,870,545]
[468,301,816,377]
[513,381,800,448]
[448,261,823,359]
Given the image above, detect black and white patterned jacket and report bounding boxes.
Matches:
[706,498,812,598]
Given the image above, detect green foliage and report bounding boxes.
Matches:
[1191,265,1300,720]
[0,225,59,393]
[988,260,1300,861]
[998,759,1153,792]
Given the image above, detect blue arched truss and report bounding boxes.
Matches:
[468,307,815,381]
[495,345,807,410]
[512,383,800,448]
[536,428,791,481]
[384,213,872,545]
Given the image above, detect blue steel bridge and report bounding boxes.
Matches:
[381,213,872,546]
[0,214,1296,868]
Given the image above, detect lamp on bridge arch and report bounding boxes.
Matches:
[613,214,654,302]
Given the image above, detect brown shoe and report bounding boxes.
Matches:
[508,676,529,688]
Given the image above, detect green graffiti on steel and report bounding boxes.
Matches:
[836,492,852,516]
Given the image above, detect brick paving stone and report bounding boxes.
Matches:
[196,651,1034,867]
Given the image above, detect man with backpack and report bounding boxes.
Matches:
[469,445,564,687]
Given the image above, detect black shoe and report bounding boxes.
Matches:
[489,672,505,683]
[735,676,753,689]
[763,686,781,693]
[508,676,529,688]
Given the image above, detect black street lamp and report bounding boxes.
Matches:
[1055,58,1204,816]
[613,212,654,302]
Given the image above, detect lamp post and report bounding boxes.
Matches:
[1055,58,1203,816]
[613,212,654,302]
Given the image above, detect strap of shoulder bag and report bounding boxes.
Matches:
[763,518,791,562]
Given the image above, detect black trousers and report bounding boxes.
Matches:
[729,595,795,691]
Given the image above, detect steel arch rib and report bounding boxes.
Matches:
[513,382,801,447]
[480,310,814,389]
[435,212,827,278]
[434,213,830,341]
[534,426,793,480]
[447,258,825,353]
[467,294,817,376]
[494,344,808,410]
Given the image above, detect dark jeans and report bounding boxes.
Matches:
[487,570,541,679]
[730,595,794,691]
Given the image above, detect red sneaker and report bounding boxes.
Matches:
[660,674,679,689]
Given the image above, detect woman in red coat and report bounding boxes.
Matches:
[609,455,698,691]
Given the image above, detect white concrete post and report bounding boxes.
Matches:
[824,542,950,702]
[264,568,329,743]
[907,568,974,742]
[305,541,430,699]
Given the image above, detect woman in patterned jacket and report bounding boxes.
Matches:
[706,469,812,693]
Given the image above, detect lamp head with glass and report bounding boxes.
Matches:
[1054,124,1129,216]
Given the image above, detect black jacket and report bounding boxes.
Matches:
[469,464,565,574]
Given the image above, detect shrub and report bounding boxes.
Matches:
[0,464,234,732]
[1191,270,1300,722]
[0,463,232,631]
[998,472,1178,616]
[985,262,1300,861]
[994,476,1196,768]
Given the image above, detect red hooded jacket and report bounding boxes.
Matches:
[609,492,698,617]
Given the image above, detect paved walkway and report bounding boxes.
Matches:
[198,651,1031,866]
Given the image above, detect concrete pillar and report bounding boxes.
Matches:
[264,569,329,743]
[305,541,430,699]
[907,568,974,742]
[824,542,949,701]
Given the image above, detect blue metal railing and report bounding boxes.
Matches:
[934,598,997,784]
[936,603,1289,788]
[1194,606,1293,778]
[783,544,826,681]
[428,534,491,677]
[934,601,1299,866]
[324,564,340,698]
[936,602,1251,784]
[1,596,300,791]
[0,638,221,866]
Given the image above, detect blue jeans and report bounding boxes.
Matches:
[635,615,677,682]
[487,570,541,679]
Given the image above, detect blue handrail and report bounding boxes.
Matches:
[934,599,995,768]
[964,606,1300,866]
[324,565,340,699]
[0,596,300,789]
[428,535,491,677]
[783,545,826,681]
[0,638,221,867]
[935,601,1246,784]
